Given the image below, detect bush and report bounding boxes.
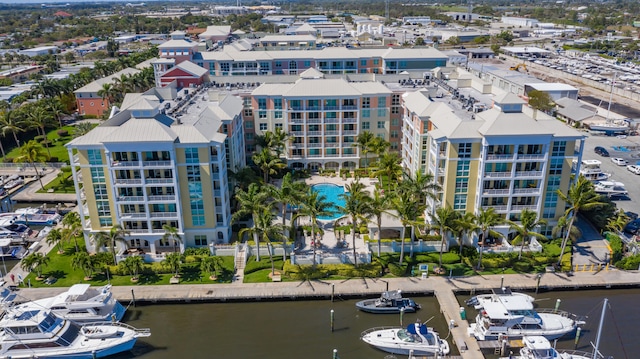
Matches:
[244,256,283,274]
[34,135,45,142]
[513,261,532,272]
[615,254,640,270]
[388,262,408,276]
[184,255,201,264]
[184,247,210,256]
[57,129,69,137]
[49,156,59,162]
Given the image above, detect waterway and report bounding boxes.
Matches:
[112,288,638,359]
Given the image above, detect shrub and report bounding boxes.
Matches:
[184,255,201,264]
[60,166,72,173]
[34,135,45,142]
[513,261,532,272]
[57,129,69,137]
[184,247,210,256]
[388,262,408,276]
[48,156,59,162]
[606,234,623,263]
[150,262,170,274]
[441,252,461,264]
[615,254,640,270]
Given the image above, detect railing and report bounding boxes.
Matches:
[325,131,339,136]
[115,179,142,185]
[126,229,149,233]
[342,118,357,123]
[150,212,178,218]
[145,178,174,184]
[307,131,322,136]
[343,130,357,135]
[308,154,322,158]
[515,171,543,177]
[324,118,339,123]
[142,160,172,167]
[290,118,304,124]
[483,189,509,195]
[306,106,321,111]
[82,321,151,337]
[342,105,358,110]
[517,153,545,160]
[111,161,139,167]
[482,205,508,211]
[325,153,340,157]
[117,196,145,202]
[147,195,176,201]
[290,131,304,136]
[485,172,511,178]
[513,188,540,194]
[485,154,513,161]
[307,143,322,148]
[73,154,79,164]
[307,119,322,124]
[325,143,340,148]
[324,106,339,111]
[511,204,537,211]
[120,213,147,219]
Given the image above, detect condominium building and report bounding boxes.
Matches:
[402,89,586,234]
[67,86,243,259]
[74,68,140,117]
[242,68,405,170]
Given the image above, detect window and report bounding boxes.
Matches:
[184,148,199,163]
[456,161,470,177]
[377,109,386,117]
[458,143,472,158]
[245,133,254,141]
[304,61,311,67]
[187,165,205,226]
[275,123,283,129]
[377,121,385,129]
[552,141,566,157]
[90,168,105,183]
[244,121,253,129]
[87,149,102,165]
[547,175,561,191]
[258,110,267,119]
[99,218,113,227]
[378,97,386,108]
[362,122,370,130]
[455,178,468,193]
[362,109,370,118]
[275,111,283,119]
[391,130,399,138]
[194,235,207,246]
[362,97,370,108]
[373,59,379,65]
[360,59,367,66]
[391,118,399,126]
[259,123,267,131]
[454,194,467,210]
[273,98,282,109]
[549,159,563,175]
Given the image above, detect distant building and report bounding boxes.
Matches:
[501,16,539,28]
[53,10,72,17]
[402,17,432,26]
[198,25,232,43]
[158,60,209,89]
[524,83,578,101]
[0,65,44,83]
[20,46,58,57]
[75,68,141,117]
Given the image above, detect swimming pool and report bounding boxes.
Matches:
[311,183,346,220]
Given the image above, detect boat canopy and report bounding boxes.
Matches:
[406,323,429,335]
[67,284,91,296]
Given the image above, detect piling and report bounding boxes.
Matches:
[330,309,334,332]
[131,289,136,307]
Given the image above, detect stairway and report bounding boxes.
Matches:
[233,245,246,283]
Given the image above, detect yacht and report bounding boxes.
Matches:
[579,160,611,182]
[355,290,421,314]
[468,292,583,341]
[9,284,127,323]
[593,181,628,197]
[466,287,535,310]
[14,207,62,225]
[361,322,450,356]
[0,309,150,359]
[0,237,27,259]
[500,336,592,359]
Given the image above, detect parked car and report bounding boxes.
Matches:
[594,146,610,157]
[626,165,640,174]
[625,211,639,221]
[611,157,628,166]
[623,218,640,234]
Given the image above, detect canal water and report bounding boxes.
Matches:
[113,288,638,359]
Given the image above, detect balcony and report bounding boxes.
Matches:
[308,119,322,124]
[142,160,172,167]
[324,106,339,111]
[325,153,340,157]
[343,130,357,135]
[325,118,339,124]
[342,118,357,123]
[325,131,339,136]
[515,171,543,177]
[148,195,176,201]
[517,153,545,160]
[325,143,340,148]
[127,228,150,233]
[289,106,303,111]
[290,118,304,124]
[111,161,140,167]
[307,131,322,136]
[482,205,508,212]
[485,171,511,178]
[115,178,142,185]
[308,143,322,148]
[306,106,321,111]
[511,204,537,211]
[342,105,358,110]
[308,154,323,158]
[117,196,145,202]
[483,189,510,195]
[120,213,147,219]
[145,178,174,184]
[150,212,178,218]
[485,154,514,161]
[290,131,304,136]
[513,188,540,195]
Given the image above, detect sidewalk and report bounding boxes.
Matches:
[11,170,77,203]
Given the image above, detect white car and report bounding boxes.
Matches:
[627,165,640,175]
[611,158,628,166]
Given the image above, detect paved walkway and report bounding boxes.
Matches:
[11,170,77,203]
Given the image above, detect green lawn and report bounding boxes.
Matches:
[37,173,75,193]
[5,125,76,163]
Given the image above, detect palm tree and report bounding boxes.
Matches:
[366,187,391,256]
[43,97,66,128]
[92,225,130,265]
[299,189,333,266]
[14,140,49,190]
[252,148,286,183]
[27,106,53,156]
[120,255,145,280]
[339,180,370,267]
[162,225,183,253]
[256,128,290,158]
[163,252,183,277]
[270,174,305,261]
[232,183,272,261]
[62,211,82,253]
[605,209,629,233]
[508,209,547,260]
[0,108,24,147]
[552,214,582,245]
[373,152,403,192]
[432,206,459,270]
[239,208,285,276]
[97,83,117,106]
[453,212,479,261]
[354,131,374,168]
[391,190,421,265]
[201,256,224,280]
[368,136,390,164]
[475,208,504,270]
[21,252,50,279]
[45,228,64,253]
[401,170,441,209]
[73,122,94,138]
[556,176,606,267]
[71,251,97,279]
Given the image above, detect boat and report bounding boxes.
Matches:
[355,290,421,313]
[0,237,26,259]
[9,284,127,323]
[593,181,628,197]
[466,287,535,310]
[588,122,630,132]
[3,177,23,190]
[0,309,150,359]
[468,292,583,341]
[579,160,611,182]
[14,207,62,225]
[500,336,592,359]
[361,322,450,356]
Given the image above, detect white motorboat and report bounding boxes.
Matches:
[3,177,24,190]
[9,284,127,323]
[0,237,26,259]
[588,121,629,132]
[468,292,583,341]
[466,287,535,310]
[0,309,150,359]
[14,207,62,225]
[593,181,628,197]
[355,290,421,314]
[361,322,450,356]
[499,336,592,359]
[579,160,611,182]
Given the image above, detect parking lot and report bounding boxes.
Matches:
[583,133,640,214]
